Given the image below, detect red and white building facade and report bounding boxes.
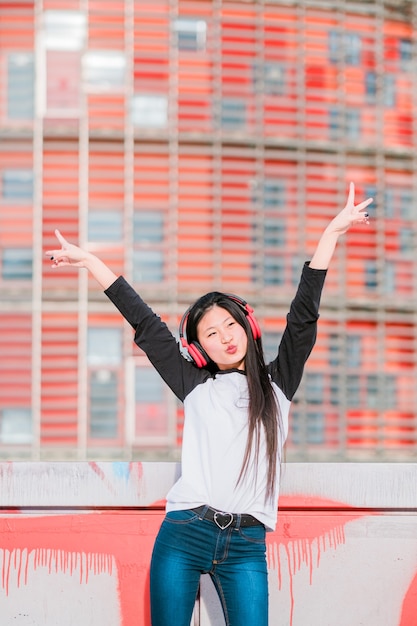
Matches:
[1,0,417,461]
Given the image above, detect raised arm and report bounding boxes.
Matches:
[46,229,118,290]
[309,182,373,270]
[46,229,205,400]
[270,182,373,400]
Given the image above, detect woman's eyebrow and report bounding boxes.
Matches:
[201,316,233,333]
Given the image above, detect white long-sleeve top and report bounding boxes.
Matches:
[105,262,327,530]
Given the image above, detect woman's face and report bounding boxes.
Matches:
[197,304,248,371]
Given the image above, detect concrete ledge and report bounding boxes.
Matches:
[0,461,416,508]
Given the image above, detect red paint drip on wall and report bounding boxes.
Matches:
[399,570,417,626]
[1,462,415,625]
[0,496,385,626]
[0,512,163,626]
[267,495,368,626]
[2,547,115,592]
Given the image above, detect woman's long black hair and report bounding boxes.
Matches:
[185,292,283,502]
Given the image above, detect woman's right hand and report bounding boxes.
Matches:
[45,229,119,289]
[46,229,92,269]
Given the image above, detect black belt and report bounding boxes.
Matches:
[191,505,263,530]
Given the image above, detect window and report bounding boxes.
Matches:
[305,372,324,405]
[90,370,118,438]
[329,108,340,139]
[364,185,377,214]
[262,255,285,286]
[329,374,340,406]
[7,53,34,120]
[263,331,282,363]
[346,108,361,140]
[131,95,168,128]
[384,188,413,220]
[88,210,123,242]
[133,210,164,282]
[346,374,384,410]
[399,228,413,253]
[87,328,122,439]
[365,71,377,102]
[382,374,397,409]
[263,219,285,247]
[262,179,286,210]
[346,335,361,368]
[329,334,341,367]
[43,11,85,116]
[87,328,122,366]
[264,63,286,95]
[399,190,413,220]
[290,256,303,287]
[331,107,362,141]
[346,375,360,407]
[365,72,397,109]
[45,50,81,114]
[383,75,396,108]
[345,33,361,65]
[366,374,379,409]
[291,408,326,445]
[0,408,32,444]
[365,260,378,291]
[173,18,207,51]
[135,366,169,437]
[2,169,34,200]
[83,51,126,90]
[399,38,412,66]
[254,62,286,96]
[134,211,164,243]
[220,99,246,130]
[385,189,394,219]
[306,412,325,444]
[44,10,86,51]
[133,250,164,283]
[329,31,361,65]
[383,261,395,294]
[328,31,339,63]
[2,248,32,280]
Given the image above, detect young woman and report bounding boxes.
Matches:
[46,182,372,626]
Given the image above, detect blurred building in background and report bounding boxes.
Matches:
[1,0,417,461]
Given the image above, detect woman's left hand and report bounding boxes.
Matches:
[328,181,373,235]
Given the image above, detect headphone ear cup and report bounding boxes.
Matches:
[242,303,261,340]
[224,294,261,341]
[246,311,261,340]
[179,310,210,368]
[187,341,209,368]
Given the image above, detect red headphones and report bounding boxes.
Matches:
[179,293,261,368]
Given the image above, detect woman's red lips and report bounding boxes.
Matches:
[226,345,237,354]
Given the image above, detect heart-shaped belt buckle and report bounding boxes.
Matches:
[213,512,233,530]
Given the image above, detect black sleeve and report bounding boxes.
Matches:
[104,276,208,401]
[268,262,327,401]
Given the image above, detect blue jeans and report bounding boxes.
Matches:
[150,507,268,626]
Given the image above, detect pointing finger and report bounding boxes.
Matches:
[357,197,373,211]
[347,181,355,206]
[54,229,68,246]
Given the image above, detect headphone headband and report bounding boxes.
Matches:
[179,293,261,368]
